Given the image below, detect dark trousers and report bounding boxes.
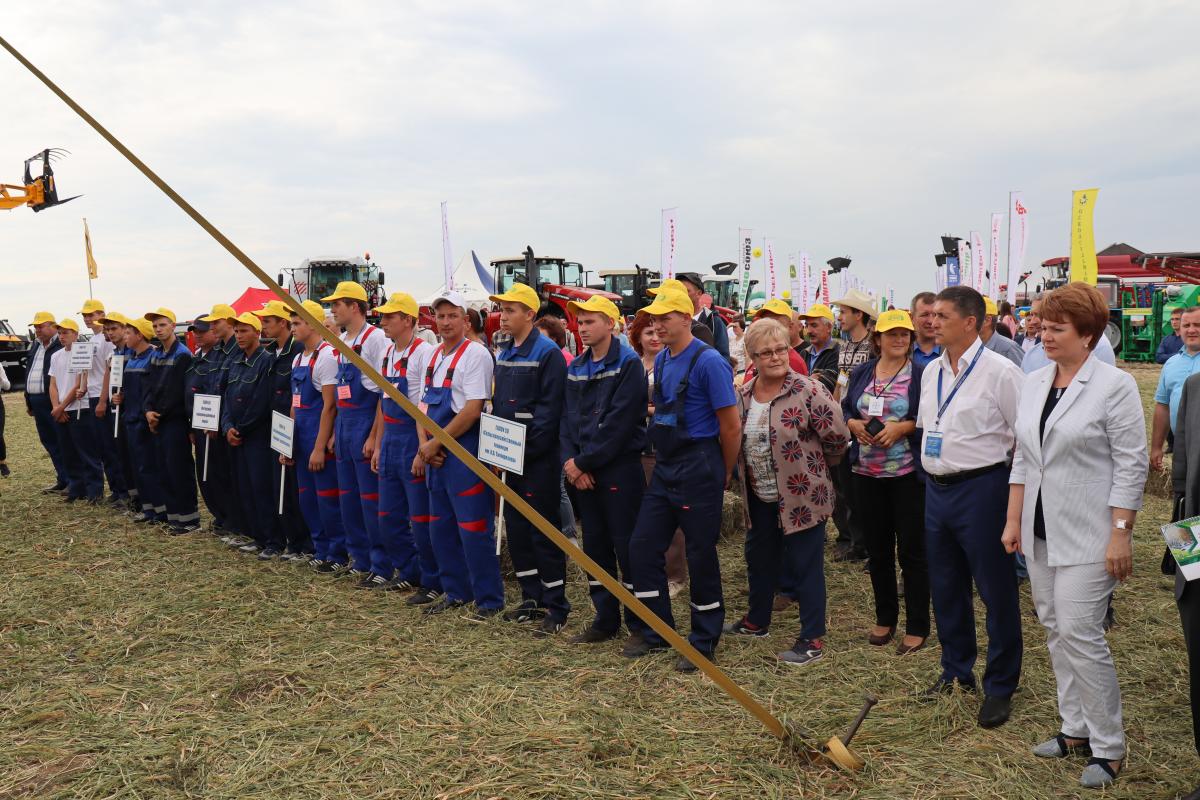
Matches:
[271,459,310,554]
[1180,579,1200,756]
[27,393,68,485]
[575,455,645,634]
[126,419,166,520]
[88,397,127,497]
[832,457,866,552]
[230,431,281,549]
[211,436,243,534]
[57,409,104,499]
[504,458,570,622]
[853,471,930,637]
[152,417,198,526]
[629,439,726,655]
[926,468,1022,696]
[193,431,227,528]
[0,393,7,461]
[116,416,138,505]
[745,492,827,640]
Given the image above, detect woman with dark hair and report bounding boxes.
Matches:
[999,300,1019,337]
[536,316,573,362]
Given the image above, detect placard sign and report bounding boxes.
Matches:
[192,393,221,432]
[270,411,294,458]
[109,353,125,389]
[478,413,527,475]
[68,341,94,373]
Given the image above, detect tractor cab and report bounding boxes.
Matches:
[703,275,739,312]
[598,266,661,318]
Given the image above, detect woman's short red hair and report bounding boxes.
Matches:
[1039,281,1109,351]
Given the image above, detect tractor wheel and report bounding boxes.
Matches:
[1104,321,1121,353]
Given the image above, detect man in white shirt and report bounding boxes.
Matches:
[917,286,1023,730]
[23,311,69,491]
[48,319,105,502]
[81,298,129,504]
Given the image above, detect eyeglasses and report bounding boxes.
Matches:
[752,346,791,360]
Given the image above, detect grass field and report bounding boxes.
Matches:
[0,367,1196,800]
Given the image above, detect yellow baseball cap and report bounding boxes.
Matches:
[80,298,105,314]
[253,299,292,320]
[100,312,129,325]
[753,298,796,320]
[145,308,177,324]
[290,300,326,320]
[56,318,80,333]
[372,292,420,317]
[640,289,694,317]
[233,312,262,331]
[321,281,369,303]
[31,311,56,326]
[568,295,621,324]
[800,303,835,322]
[127,318,155,341]
[200,303,238,323]
[648,278,688,296]
[984,297,999,316]
[488,283,540,312]
[876,309,916,333]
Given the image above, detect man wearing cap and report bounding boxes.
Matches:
[114,317,168,523]
[831,289,877,562]
[201,304,246,541]
[797,303,840,394]
[748,299,810,379]
[285,300,347,572]
[489,282,570,634]
[911,292,942,368]
[144,309,200,534]
[561,295,648,644]
[417,290,504,616]
[99,312,139,512]
[183,314,229,533]
[980,297,1024,368]
[80,299,130,505]
[256,300,310,560]
[368,292,436,593]
[47,319,105,503]
[221,312,284,558]
[23,311,69,492]
[673,273,730,358]
[627,289,740,671]
[322,281,391,580]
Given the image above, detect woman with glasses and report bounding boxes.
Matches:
[724,318,849,666]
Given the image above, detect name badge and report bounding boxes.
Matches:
[836,372,849,389]
[924,431,944,458]
[418,402,429,415]
[867,396,885,417]
[292,393,301,408]
[337,384,352,400]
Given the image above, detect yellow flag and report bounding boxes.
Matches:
[1069,189,1099,285]
[84,218,99,279]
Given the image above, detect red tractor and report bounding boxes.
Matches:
[485,247,621,352]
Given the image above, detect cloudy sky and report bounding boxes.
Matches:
[2,1,1198,327]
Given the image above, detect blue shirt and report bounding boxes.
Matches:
[654,338,736,438]
[1023,334,1116,374]
[1156,349,1200,432]
[912,342,941,368]
[1157,333,1183,364]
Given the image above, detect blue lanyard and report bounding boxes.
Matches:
[935,345,984,427]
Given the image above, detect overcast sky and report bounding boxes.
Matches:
[2,1,1198,328]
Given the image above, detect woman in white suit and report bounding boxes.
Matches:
[1001,282,1148,790]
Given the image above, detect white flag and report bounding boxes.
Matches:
[764,239,778,299]
[957,239,971,289]
[800,252,812,309]
[440,201,455,291]
[989,212,1003,300]
[737,228,753,311]
[1007,192,1029,305]
[660,208,678,279]
[971,230,985,295]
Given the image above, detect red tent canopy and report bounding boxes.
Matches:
[230,287,278,315]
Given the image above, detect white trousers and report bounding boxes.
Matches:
[1027,538,1125,760]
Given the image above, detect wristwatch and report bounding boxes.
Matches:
[1114,519,1130,531]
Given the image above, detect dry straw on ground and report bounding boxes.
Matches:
[0,370,1195,799]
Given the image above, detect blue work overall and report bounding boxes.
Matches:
[423,342,504,609]
[121,348,167,521]
[376,339,428,587]
[292,344,348,565]
[185,347,226,528]
[629,344,727,656]
[224,347,279,550]
[334,325,382,572]
[58,390,103,501]
[148,340,199,528]
[268,337,309,554]
[112,347,139,508]
[214,336,245,535]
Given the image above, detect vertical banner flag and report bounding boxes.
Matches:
[820,270,830,304]
[737,228,753,312]
[935,266,946,292]
[764,238,778,299]
[800,252,811,308]
[971,230,985,295]
[957,240,971,289]
[947,257,961,286]
[1007,191,1029,305]
[788,253,802,308]
[660,207,678,279]
[83,218,98,280]
[440,201,455,290]
[1070,188,1100,285]
[888,287,895,310]
[989,212,1003,299]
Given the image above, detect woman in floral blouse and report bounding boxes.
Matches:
[724,318,850,667]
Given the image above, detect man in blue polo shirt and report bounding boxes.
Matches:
[626,288,741,672]
[1153,306,1200,471]
[911,292,942,368]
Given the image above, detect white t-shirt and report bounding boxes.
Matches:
[424,339,493,413]
[292,343,339,391]
[88,336,115,399]
[416,327,438,346]
[383,336,435,404]
[338,323,390,394]
[49,348,88,412]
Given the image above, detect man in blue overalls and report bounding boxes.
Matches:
[221,312,282,558]
[183,314,227,533]
[561,295,648,645]
[144,308,200,534]
[416,290,503,617]
[287,300,348,572]
[100,312,139,513]
[81,298,129,506]
[627,289,741,671]
[201,303,247,546]
[322,281,391,583]
[368,292,436,594]
[115,317,167,524]
[256,300,310,560]
[489,282,570,635]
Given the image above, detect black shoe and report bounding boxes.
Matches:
[383,574,416,592]
[723,616,768,637]
[502,599,546,623]
[465,605,503,622]
[917,676,977,701]
[42,482,67,494]
[675,653,713,673]
[355,573,389,589]
[978,694,1012,729]
[569,626,619,644]
[85,496,103,506]
[257,547,282,561]
[406,588,441,606]
[422,596,466,616]
[313,560,339,574]
[621,635,670,659]
[64,495,81,504]
[238,542,262,554]
[0,463,10,477]
[532,617,565,638]
[170,522,201,535]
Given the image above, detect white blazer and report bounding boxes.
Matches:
[1010,355,1148,567]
